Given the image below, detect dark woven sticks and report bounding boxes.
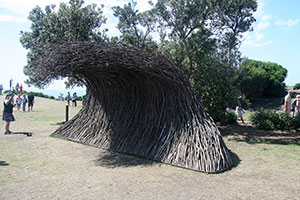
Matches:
[37,41,232,172]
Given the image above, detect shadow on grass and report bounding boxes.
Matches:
[0,161,9,166]
[12,132,32,137]
[228,149,240,170]
[220,124,300,146]
[95,150,239,174]
[51,121,66,126]
[95,151,157,168]
[227,136,300,146]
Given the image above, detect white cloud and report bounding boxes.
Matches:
[241,0,275,48]
[287,19,300,26]
[276,18,300,27]
[0,0,69,16]
[261,14,271,21]
[0,0,130,17]
[254,0,265,18]
[253,40,274,47]
[257,20,270,31]
[0,14,28,23]
[255,33,264,41]
[243,36,274,47]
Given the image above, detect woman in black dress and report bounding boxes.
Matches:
[2,94,16,134]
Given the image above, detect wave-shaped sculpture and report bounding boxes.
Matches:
[37,41,232,172]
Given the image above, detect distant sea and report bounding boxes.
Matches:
[28,88,86,98]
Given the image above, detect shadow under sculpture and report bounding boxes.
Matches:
[38,41,232,173]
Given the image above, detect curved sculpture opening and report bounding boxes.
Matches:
[37,41,232,173]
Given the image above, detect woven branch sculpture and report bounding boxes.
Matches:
[37,41,232,173]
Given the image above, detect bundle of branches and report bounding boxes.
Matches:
[37,41,232,173]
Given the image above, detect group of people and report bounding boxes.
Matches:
[15,93,35,112]
[283,90,300,116]
[2,92,35,134]
[65,92,78,107]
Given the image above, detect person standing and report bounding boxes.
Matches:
[22,94,27,112]
[28,92,35,112]
[0,84,3,95]
[284,90,292,115]
[72,92,77,107]
[236,96,246,125]
[15,83,19,93]
[2,94,16,134]
[16,94,22,112]
[19,84,23,93]
[293,95,300,116]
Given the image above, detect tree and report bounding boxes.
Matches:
[155,0,212,81]
[294,83,300,90]
[20,0,107,88]
[239,59,287,99]
[112,1,157,50]
[155,0,257,122]
[213,0,257,65]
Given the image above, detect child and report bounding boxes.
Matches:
[16,94,22,111]
[235,105,246,124]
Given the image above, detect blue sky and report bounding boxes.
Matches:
[0,0,299,96]
[240,0,300,86]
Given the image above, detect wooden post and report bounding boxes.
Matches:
[66,104,69,122]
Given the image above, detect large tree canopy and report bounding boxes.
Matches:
[112,1,157,49]
[239,59,287,99]
[20,0,107,88]
[154,0,257,122]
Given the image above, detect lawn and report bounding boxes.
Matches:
[0,94,299,200]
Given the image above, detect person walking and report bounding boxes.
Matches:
[72,92,77,107]
[28,92,35,112]
[284,90,292,115]
[22,94,27,112]
[19,84,23,93]
[236,96,246,125]
[16,94,22,112]
[2,94,16,134]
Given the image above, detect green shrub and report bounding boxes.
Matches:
[257,119,275,130]
[291,115,300,130]
[250,110,292,130]
[224,110,237,125]
[294,83,300,90]
[239,96,251,110]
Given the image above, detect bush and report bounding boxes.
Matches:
[3,90,55,100]
[294,83,300,90]
[239,96,251,110]
[224,110,237,125]
[291,115,300,130]
[250,110,292,130]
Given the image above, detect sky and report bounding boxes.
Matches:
[0,0,299,96]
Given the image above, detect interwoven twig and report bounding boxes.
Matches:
[37,41,232,172]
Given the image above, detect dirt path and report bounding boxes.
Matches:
[1,95,300,200]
